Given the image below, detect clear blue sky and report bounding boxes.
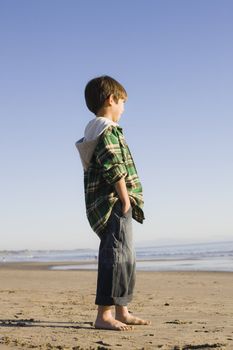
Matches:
[1,0,232,250]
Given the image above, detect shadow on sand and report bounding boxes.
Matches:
[0,318,94,330]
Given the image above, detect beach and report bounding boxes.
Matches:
[0,262,232,350]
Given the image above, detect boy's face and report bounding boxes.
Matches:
[111,97,125,123]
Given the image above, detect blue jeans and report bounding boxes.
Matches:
[95,201,136,306]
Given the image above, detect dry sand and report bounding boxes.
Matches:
[0,262,232,350]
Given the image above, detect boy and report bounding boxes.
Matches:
[76,75,150,331]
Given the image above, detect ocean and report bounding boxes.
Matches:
[1,240,233,272]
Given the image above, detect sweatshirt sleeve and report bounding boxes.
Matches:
[96,127,127,184]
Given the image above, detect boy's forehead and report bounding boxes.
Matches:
[120,95,127,102]
[119,97,126,103]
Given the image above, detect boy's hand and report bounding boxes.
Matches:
[122,201,131,215]
[114,177,131,215]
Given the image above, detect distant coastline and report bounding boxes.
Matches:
[1,240,232,272]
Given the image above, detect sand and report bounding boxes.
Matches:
[0,262,232,350]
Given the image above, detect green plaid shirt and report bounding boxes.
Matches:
[84,125,144,237]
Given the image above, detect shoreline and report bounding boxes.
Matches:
[0,263,232,349]
[0,260,233,273]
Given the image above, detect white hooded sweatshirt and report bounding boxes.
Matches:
[75,117,118,171]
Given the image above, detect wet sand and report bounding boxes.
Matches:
[0,262,232,349]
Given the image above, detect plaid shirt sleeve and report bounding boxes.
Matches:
[95,127,127,185]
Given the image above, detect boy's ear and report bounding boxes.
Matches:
[104,94,115,107]
[107,94,115,106]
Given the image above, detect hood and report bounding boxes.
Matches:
[75,117,118,171]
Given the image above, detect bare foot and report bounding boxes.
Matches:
[115,306,151,326]
[116,313,151,325]
[94,316,133,331]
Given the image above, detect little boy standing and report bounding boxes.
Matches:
[76,75,150,330]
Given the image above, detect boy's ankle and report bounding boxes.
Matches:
[97,306,113,319]
[115,305,129,317]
